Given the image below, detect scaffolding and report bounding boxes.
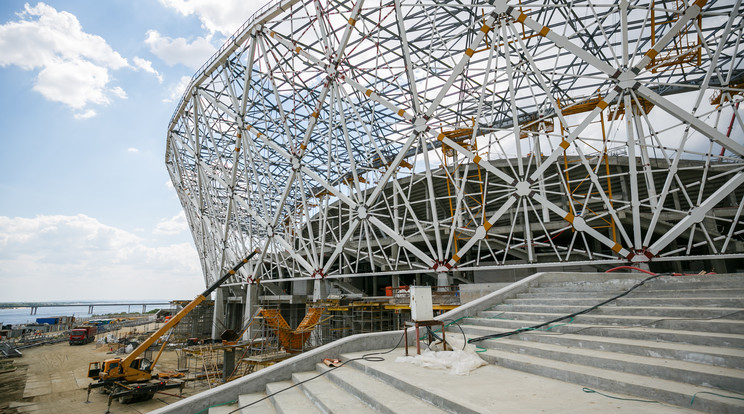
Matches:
[351,302,393,334]
[649,0,702,73]
[168,285,461,385]
[257,307,323,353]
[325,304,353,342]
[176,344,229,388]
[170,300,214,343]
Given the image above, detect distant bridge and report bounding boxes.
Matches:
[0,302,172,315]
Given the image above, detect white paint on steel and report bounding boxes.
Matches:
[166,0,744,286]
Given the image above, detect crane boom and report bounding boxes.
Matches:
[119,250,258,368]
[87,249,260,397]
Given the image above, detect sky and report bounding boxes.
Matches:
[0,1,265,301]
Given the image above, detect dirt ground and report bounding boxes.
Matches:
[0,324,212,414]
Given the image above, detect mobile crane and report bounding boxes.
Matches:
[86,250,259,408]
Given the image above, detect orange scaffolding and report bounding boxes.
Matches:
[259,308,323,353]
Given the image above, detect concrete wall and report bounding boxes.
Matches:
[473,265,601,283]
[458,283,510,303]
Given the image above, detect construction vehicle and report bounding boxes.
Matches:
[86,251,258,407]
[70,326,97,345]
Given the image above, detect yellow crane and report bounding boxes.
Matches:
[85,250,259,407]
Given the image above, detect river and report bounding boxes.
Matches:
[0,301,170,326]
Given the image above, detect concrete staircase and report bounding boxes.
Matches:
[153,273,744,414]
[457,274,744,413]
[208,360,456,414]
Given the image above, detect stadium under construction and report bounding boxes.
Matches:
[163,0,744,361]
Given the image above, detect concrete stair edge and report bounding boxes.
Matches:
[317,362,450,414]
[472,310,744,333]
[459,335,744,391]
[536,274,744,288]
[464,313,744,336]
[237,392,274,414]
[458,319,744,348]
[484,305,744,319]
[515,289,744,298]
[265,380,321,414]
[291,371,377,414]
[479,349,744,414]
[460,323,744,369]
[504,297,744,307]
[341,358,482,414]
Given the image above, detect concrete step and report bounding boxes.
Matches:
[292,371,376,413]
[317,363,450,414]
[504,296,744,308]
[208,393,276,414]
[485,305,744,319]
[456,324,744,369]
[461,334,744,390]
[516,288,744,299]
[529,281,645,292]
[237,392,275,413]
[645,276,744,290]
[340,357,483,414]
[459,321,744,349]
[334,349,699,413]
[207,405,236,414]
[478,348,744,414]
[536,275,744,291]
[516,291,629,299]
[265,380,321,414]
[470,311,744,334]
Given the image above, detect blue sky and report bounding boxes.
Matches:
[0,1,263,301]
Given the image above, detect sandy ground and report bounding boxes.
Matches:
[0,324,212,414]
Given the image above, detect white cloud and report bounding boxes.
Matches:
[127,147,139,153]
[145,30,216,69]
[132,56,163,83]
[0,214,203,301]
[158,0,262,36]
[32,58,110,109]
[163,75,193,103]
[154,211,189,235]
[110,86,127,100]
[0,2,131,117]
[74,109,96,120]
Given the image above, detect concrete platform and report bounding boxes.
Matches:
[223,347,703,414]
[336,348,701,414]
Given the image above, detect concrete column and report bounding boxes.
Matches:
[437,273,451,291]
[222,348,235,382]
[212,288,225,340]
[242,284,258,342]
[312,279,327,302]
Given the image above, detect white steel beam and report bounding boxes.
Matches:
[648,172,744,256]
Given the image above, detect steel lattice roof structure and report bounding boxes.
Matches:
[166,0,744,288]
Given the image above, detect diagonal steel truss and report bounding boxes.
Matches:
[166,0,744,288]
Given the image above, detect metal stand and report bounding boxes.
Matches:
[404,320,447,355]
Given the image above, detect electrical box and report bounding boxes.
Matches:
[410,286,434,321]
